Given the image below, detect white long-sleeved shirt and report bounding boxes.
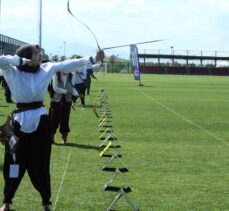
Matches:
[72,63,100,85]
[51,73,78,102]
[0,55,93,132]
[72,66,87,85]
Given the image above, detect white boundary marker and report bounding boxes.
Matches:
[138,89,229,146]
[53,150,72,210]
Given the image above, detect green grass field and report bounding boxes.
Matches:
[1,73,229,210]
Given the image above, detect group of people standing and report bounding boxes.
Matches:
[0,44,104,211]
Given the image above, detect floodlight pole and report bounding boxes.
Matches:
[0,0,1,24]
[38,0,42,47]
[63,41,66,57]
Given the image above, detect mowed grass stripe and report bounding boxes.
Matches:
[137,88,229,147]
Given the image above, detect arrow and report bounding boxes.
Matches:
[102,39,166,50]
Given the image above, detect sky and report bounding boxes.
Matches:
[1,0,229,59]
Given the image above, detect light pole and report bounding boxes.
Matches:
[170,46,173,55]
[171,46,174,66]
[63,41,66,57]
[59,47,62,57]
[38,0,42,47]
[0,0,1,24]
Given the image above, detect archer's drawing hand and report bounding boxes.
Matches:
[25,59,35,66]
[65,90,72,98]
[96,50,105,62]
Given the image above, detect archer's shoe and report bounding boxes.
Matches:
[61,139,67,145]
[61,133,68,145]
[0,203,10,211]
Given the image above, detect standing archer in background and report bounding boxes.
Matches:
[72,66,87,107]
[48,72,78,145]
[85,68,97,95]
[72,56,100,107]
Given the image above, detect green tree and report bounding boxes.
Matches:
[52,55,59,62]
[60,56,66,61]
[109,55,116,73]
[70,54,82,59]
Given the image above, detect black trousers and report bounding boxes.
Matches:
[86,80,91,95]
[74,82,86,105]
[4,85,12,103]
[2,115,52,205]
[49,97,71,135]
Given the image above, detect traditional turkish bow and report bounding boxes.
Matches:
[67,0,103,118]
[67,0,102,52]
[67,0,165,51]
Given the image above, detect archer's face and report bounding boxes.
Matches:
[31,48,42,66]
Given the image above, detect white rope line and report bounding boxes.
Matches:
[138,89,229,146]
[53,150,72,211]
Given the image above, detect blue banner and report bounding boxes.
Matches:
[130,45,140,81]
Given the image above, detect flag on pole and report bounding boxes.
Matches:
[130,45,140,81]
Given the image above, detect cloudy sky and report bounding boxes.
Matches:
[1,0,229,58]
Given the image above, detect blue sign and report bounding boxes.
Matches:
[130,45,140,81]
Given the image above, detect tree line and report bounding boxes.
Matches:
[43,53,132,73]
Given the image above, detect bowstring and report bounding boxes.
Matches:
[67,0,103,118]
[67,0,101,50]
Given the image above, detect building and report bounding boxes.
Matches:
[0,34,28,55]
[138,49,229,76]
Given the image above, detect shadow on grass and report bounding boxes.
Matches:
[53,142,99,151]
[0,105,9,108]
[84,104,100,108]
[73,104,100,109]
[139,85,155,88]
[0,163,3,171]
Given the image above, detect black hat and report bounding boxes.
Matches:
[16,44,40,73]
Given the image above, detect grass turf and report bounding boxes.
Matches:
[0,73,229,210]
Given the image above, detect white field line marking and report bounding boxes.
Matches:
[53,150,72,211]
[138,89,229,146]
